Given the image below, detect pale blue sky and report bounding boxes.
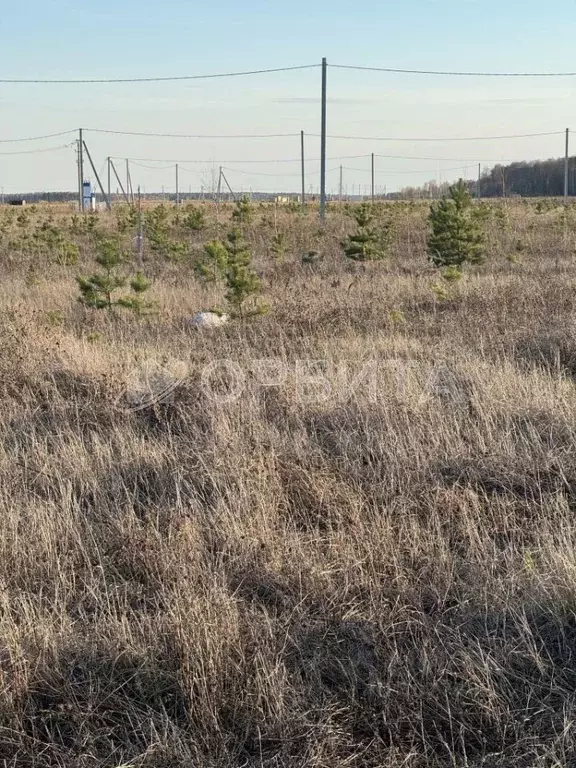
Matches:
[1,0,576,193]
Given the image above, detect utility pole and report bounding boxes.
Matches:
[300,130,306,208]
[477,163,481,200]
[371,153,375,202]
[175,164,180,206]
[319,57,327,220]
[217,166,223,203]
[136,186,144,269]
[107,157,111,206]
[109,160,130,205]
[565,128,570,206]
[339,165,343,202]
[220,169,236,201]
[78,128,84,211]
[82,140,111,211]
[126,159,132,204]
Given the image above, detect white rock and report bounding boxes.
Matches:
[189,311,229,328]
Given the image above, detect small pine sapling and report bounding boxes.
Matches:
[183,205,206,232]
[269,232,286,262]
[223,229,263,318]
[195,240,229,283]
[427,179,485,270]
[342,203,391,261]
[196,229,266,319]
[117,272,153,316]
[77,237,126,310]
[231,195,253,226]
[77,236,152,313]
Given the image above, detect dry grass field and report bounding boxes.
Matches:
[2,197,576,766]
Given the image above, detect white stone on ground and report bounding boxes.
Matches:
[189,312,229,328]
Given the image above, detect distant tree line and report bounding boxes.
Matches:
[395,156,576,199]
[477,156,576,197]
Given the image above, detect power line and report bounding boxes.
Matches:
[343,164,471,174]
[0,61,573,85]
[111,153,371,164]
[316,130,564,142]
[87,128,302,139]
[0,130,76,144]
[0,127,564,147]
[0,143,73,156]
[130,160,179,171]
[223,166,341,178]
[332,63,576,77]
[374,153,514,162]
[0,64,319,85]
[222,166,302,178]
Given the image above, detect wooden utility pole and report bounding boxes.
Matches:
[217,166,223,203]
[78,128,84,211]
[565,128,570,205]
[371,153,375,202]
[319,57,327,220]
[300,130,306,208]
[126,159,135,204]
[109,159,130,205]
[82,140,111,210]
[136,186,144,268]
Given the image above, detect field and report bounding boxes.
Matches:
[2,196,576,767]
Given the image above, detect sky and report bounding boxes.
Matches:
[1,0,576,194]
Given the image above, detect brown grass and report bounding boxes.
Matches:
[1,198,576,766]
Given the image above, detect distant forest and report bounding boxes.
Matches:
[397,156,576,199]
[478,156,575,197]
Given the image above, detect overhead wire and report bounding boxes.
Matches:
[1,61,574,84]
[331,63,576,77]
[110,153,371,164]
[374,153,514,162]
[130,160,179,171]
[0,64,320,85]
[223,165,341,177]
[0,130,77,144]
[342,164,474,175]
[86,128,302,139]
[315,131,564,142]
[0,143,74,156]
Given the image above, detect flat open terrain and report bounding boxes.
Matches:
[2,198,576,766]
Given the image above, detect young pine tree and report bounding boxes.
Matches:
[223,229,262,318]
[427,179,485,272]
[77,236,152,313]
[231,195,253,226]
[195,240,229,284]
[196,229,265,318]
[342,203,390,261]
